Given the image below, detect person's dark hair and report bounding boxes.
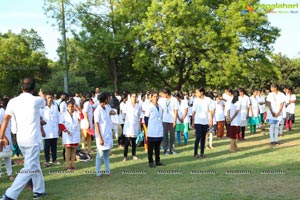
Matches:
[174,91,184,99]
[197,87,205,94]
[251,89,257,95]
[206,91,214,100]
[0,97,10,109]
[120,93,128,102]
[238,88,245,93]
[163,88,171,96]
[228,89,233,95]
[232,90,239,104]
[84,92,92,99]
[21,78,35,92]
[98,92,108,103]
[129,92,137,97]
[43,91,54,96]
[288,87,293,93]
[80,92,91,109]
[271,83,279,89]
[66,99,75,106]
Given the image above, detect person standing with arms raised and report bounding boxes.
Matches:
[0,78,47,200]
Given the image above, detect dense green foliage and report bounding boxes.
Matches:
[0,0,299,96]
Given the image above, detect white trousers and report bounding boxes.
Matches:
[5,145,45,199]
[112,123,119,139]
[0,156,12,177]
[269,123,279,142]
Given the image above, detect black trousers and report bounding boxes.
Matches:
[148,139,162,164]
[194,124,208,156]
[124,137,137,158]
[44,138,58,162]
[118,124,125,145]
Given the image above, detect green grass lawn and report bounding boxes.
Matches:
[1,109,300,200]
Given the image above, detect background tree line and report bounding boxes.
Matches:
[1,0,300,97]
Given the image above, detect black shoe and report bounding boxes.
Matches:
[33,192,48,200]
[0,195,14,200]
[149,163,156,168]
[156,162,165,166]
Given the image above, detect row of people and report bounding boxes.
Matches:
[0,78,296,199]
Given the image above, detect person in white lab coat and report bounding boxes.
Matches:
[40,92,60,167]
[122,92,142,161]
[94,93,114,177]
[59,100,81,171]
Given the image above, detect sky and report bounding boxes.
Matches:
[0,0,299,61]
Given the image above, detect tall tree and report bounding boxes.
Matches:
[0,31,50,96]
[133,0,280,90]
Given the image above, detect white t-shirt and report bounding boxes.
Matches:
[41,103,60,139]
[59,111,81,145]
[215,99,225,121]
[5,93,45,147]
[177,99,189,124]
[59,101,67,113]
[94,105,113,150]
[119,101,127,124]
[73,96,81,107]
[229,101,241,126]
[266,91,286,121]
[192,96,213,125]
[286,94,296,114]
[257,95,266,114]
[210,100,216,125]
[0,108,12,152]
[162,96,179,123]
[239,95,250,121]
[123,103,141,137]
[222,93,230,102]
[249,96,259,117]
[142,99,151,118]
[81,100,94,129]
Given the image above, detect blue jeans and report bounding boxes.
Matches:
[95,149,110,176]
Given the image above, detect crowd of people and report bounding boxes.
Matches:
[0,78,297,200]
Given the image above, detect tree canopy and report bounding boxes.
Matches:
[2,0,296,97]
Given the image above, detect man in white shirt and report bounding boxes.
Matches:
[266,84,285,145]
[0,78,47,200]
[162,88,178,155]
